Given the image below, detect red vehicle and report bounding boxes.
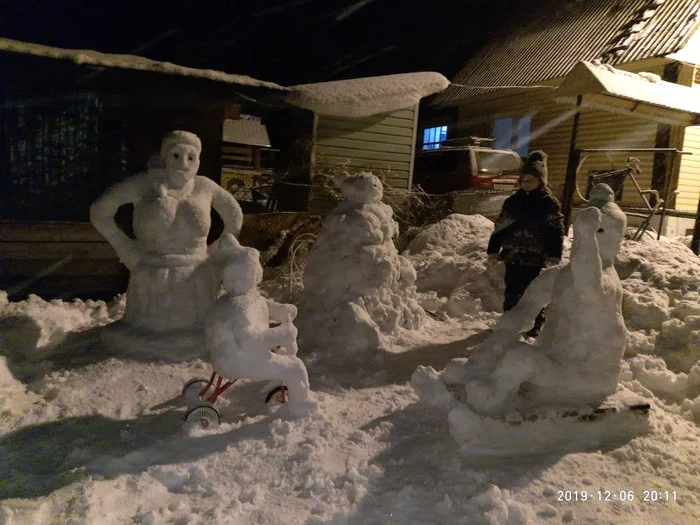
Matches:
[414,137,523,194]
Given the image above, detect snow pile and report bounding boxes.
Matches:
[1,213,700,524]
[617,235,700,374]
[298,172,425,356]
[285,72,449,117]
[0,293,119,354]
[405,214,570,317]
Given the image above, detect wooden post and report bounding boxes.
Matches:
[691,194,700,255]
[656,151,677,239]
[561,95,583,231]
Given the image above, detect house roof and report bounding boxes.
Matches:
[0,37,289,107]
[0,0,513,87]
[434,0,700,106]
[556,61,700,125]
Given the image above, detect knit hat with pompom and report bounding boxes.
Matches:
[521,150,548,186]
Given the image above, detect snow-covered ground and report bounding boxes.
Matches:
[1,214,698,525]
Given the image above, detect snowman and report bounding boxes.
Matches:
[298,171,425,356]
[204,234,318,418]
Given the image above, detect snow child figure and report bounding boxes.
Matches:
[442,183,628,417]
[487,150,565,336]
[91,130,243,334]
[205,234,318,418]
[298,171,425,357]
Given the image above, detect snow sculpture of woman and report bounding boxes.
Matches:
[298,171,425,356]
[205,234,318,418]
[443,184,628,416]
[90,131,243,332]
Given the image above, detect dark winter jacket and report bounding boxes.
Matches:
[487,187,565,267]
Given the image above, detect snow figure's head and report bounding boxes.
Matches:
[594,195,627,268]
[588,183,615,208]
[217,234,263,296]
[337,171,383,204]
[160,130,201,187]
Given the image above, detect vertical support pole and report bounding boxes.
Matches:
[656,152,676,239]
[561,95,583,232]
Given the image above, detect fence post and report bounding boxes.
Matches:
[691,194,700,255]
[561,95,583,231]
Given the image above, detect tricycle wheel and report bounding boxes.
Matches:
[182,378,209,403]
[265,385,288,405]
[184,405,220,428]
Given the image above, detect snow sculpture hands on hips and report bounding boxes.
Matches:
[90,131,243,332]
[205,234,318,418]
[446,183,628,416]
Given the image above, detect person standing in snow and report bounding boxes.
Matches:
[486,150,565,336]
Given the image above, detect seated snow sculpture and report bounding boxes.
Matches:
[90,130,243,332]
[205,234,318,418]
[444,183,628,416]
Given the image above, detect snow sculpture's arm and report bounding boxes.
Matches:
[496,266,559,334]
[89,175,146,270]
[266,300,297,324]
[246,323,298,354]
[570,207,603,299]
[207,178,244,237]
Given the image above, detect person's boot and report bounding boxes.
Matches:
[524,308,547,338]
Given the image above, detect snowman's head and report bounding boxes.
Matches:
[596,201,627,268]
[218,234,263,295]
[338,171,383,204]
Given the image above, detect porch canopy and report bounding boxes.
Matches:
[555,60,700,126]
[554,60,700,243]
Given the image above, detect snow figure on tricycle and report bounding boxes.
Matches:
[412,184,650,452]
[183,234,318,426]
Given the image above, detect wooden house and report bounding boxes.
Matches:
[256,104,420,213]
[428,0,700,237]
[0,37,287,300]
[0,39,437,299]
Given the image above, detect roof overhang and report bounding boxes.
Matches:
[555,61,700,126]
[0,37,289,107]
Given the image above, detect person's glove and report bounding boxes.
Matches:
[487,253,500,264]
[545,257,560,268]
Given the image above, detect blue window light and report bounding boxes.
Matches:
[422,125,447,149]
[492,117,532,157]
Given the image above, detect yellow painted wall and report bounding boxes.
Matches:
[314,106,418,190]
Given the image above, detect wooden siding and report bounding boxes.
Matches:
[678,125,700,212]
[0,213,318,300]
[313,106,418,190]
[0,221,127,300]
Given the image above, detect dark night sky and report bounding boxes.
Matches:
[0,0,511,85]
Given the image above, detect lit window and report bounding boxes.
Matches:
[422,125,447,150]
[492,117,531,157]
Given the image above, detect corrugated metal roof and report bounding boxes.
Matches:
[435,0,700,106]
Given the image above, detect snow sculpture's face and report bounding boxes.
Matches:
[222,249,263,296]
[341,173,383,203]
[162,143,200,187]
[596,203,627,267]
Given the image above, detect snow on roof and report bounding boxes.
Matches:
[0,37,289,92]
[223,117,272,147]
[556,60,700,125]
[284,72,449,117]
